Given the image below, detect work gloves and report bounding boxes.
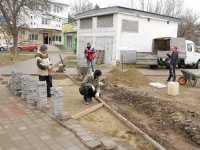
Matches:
[95,93,99,98]
[91,85,95,91]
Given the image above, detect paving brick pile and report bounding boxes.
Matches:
[27,78,37,104]
[21,75,31,99]
[36,81,47,110]
[9,71,22,92]
[51,87,64,119]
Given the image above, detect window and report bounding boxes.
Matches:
[187,44,192,52]
[52,35,62,42]
[122,20,139,33]
[80,18,92,29]
[53,5,63,13]
[28,34,38,41]
[97,15,113,28]
[42,18,50,25]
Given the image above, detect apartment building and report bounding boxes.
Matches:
[18,0,69,46]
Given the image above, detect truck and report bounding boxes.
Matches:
[136,37,200,69]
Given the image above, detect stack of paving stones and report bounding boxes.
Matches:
[36,81,47,110]
[60,119,119,149]
[21,75,31,99]
[27,78,37,104]
[50,87,64,119]
[9,71,22,93]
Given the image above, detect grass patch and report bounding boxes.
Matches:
[55,56,77,68]
[0,52,34,67]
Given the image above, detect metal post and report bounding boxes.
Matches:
[121,55,123,73]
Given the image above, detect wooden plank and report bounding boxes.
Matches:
[72,103,104,119]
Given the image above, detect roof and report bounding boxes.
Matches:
[75,6,181,22]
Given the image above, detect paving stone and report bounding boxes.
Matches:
[49,143,64,150]
[80,135,94,143]
[44,138,58,145]
[32,141,46,149]
[60,140,75,148]
[85,140,101,149]
[101,138,118,150]
[67,145,82,150]
[55,136,68,143]
[72,127,86,133]
[75,131,90,138]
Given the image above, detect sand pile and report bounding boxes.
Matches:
[103,69,151,86]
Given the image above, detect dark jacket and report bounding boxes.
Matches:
[167,52,178,66]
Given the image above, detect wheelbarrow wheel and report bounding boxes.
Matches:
[178,77,187,85]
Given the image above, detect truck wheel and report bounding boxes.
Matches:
[196,60,200,69]
[149,65,158,69]
[166,65,170,69]
[178,77,187,85]
[178,64,181,68]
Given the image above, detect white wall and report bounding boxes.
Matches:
[77,14,118,60]
[115,13,178,61]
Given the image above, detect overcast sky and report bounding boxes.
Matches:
[91,0,200,13]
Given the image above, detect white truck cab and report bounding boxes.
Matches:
[184,40,200,68]
[136,37,200,69]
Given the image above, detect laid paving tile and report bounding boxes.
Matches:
[43,138,58,145]
[60,140,75,148]
[18,144,35,150]
[49,143,64,150]
[32,141,47,149]
[14,139,31,147]
[67,145,82,150]
[55,136,68,143]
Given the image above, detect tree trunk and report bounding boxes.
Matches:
[13,33,18,55]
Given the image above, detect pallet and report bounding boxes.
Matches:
[95,50,105,64]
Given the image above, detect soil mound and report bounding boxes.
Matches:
[104,69,151,86]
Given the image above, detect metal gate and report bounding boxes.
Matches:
[96,37,113,64]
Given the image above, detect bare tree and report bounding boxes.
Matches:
[178,9,200,44]
[69,0,93,16]
[125,0,184,17]
[0,0,48,54]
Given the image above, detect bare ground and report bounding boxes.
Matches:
[4,68,200,150]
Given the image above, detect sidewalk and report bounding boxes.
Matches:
[0,84,89,150]
[0,52,74,75]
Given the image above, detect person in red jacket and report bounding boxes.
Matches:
[84,42,95,72]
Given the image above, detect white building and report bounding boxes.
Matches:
[75,6,180,65]
[18,0,69,46]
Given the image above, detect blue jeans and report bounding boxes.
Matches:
[87,59,94,72]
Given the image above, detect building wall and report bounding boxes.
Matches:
[77,13,178,64]
[77,14,118,64]
[115,13,178,61]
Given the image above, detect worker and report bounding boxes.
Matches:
[166,46,179,82]
[79,69,102,105]
[35,44,54,97]
[84,42,95,72]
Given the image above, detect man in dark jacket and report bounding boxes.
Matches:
[166,46,179,82]
[79,69,102,105]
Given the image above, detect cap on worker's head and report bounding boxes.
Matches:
[40,44,48,51]
[94,69,102,76]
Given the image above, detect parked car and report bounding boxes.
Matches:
[17,44,38,51]
[0,43,13,51]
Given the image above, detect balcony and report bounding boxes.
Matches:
[29,23,62,31]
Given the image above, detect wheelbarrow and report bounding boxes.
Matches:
[76,66,91,80]
[178,69,200,86]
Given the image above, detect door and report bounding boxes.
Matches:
[104,37,113,64]
[185,43,194,65]
[43,33,49,44]
[96,37,113,64]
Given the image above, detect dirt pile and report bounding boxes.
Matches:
[102,85,200,149]
[103,69,151,86]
